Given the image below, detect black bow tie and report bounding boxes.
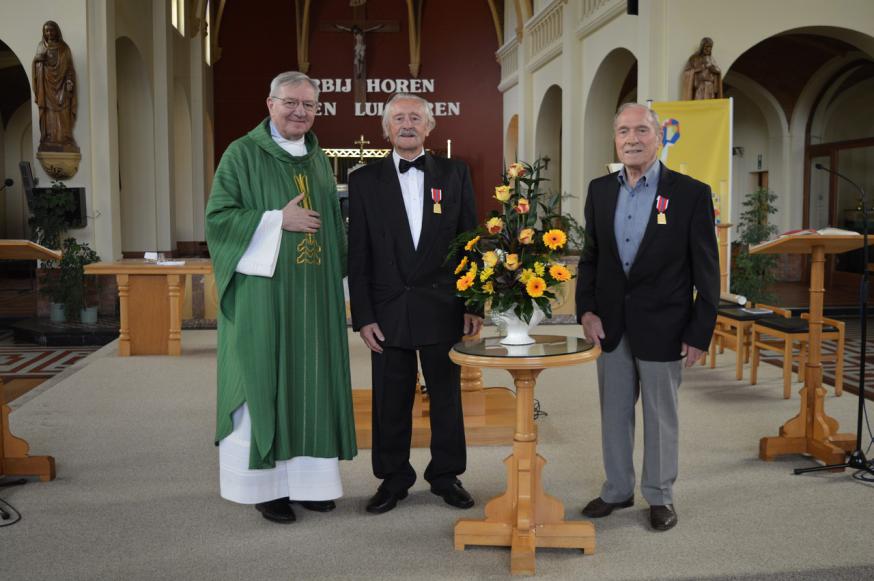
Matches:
[398,156,426,173]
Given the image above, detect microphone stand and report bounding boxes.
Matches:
[795,164,874,476]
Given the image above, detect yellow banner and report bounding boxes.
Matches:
[650,99,732,227]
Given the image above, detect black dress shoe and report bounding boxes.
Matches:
[297,500,336,512]
[255,498,296,523]
[581,496,634,518]
[650,504,677,531]
[366,488,408,514]
[430,481,474,509]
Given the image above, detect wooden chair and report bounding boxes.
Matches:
[709,304,772,380]
[749,305,844,398]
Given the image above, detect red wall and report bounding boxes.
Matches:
[213,0,503,218]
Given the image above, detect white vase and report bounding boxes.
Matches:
[492,303,546,345]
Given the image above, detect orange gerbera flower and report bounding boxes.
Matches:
[543,229,567,250]
[454,256,469,274]
[549,263,571,281]
[526,276,546,298]
[464,236,480,251]
[456,273,474,291]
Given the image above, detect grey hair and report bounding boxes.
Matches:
[613,102,661,134]
[381,93,436,138]
[269,71,320,100]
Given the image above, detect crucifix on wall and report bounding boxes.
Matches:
[322,3,398,103]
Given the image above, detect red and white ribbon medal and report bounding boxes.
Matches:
[656,195,669,225]
[432,188,443,214]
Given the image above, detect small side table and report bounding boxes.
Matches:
[450,335,600,576]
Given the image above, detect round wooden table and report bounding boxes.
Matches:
[450,335,600,576]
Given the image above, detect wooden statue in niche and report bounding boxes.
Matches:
[32,20,81,179]
[682,37,723,100]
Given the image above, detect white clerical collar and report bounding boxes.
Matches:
[392,149,425,172]
[269,121,306,149]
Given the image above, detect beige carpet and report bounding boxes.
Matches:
[3,327,874,580]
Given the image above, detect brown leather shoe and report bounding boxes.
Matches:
[255,498,296,523]
[650,504,677,531]
[581,496,634,518]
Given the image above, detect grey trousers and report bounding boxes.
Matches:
[595,336,682,506]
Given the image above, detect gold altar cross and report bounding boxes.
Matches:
[354,134,370,164]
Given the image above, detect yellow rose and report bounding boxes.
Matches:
[482,251,499,268]
[482,281,495,295]
[518,228,535,245]
[480,267,494,282]
[534,262,545,276]
[543,229,567,251]
[515,197,530,214]
[549,263,571,281]
[507,162,526,179]
[454,256,469,275]
[526,276,546,298]
[464,236,480,251]
[505,253,520,271]
[494,185,511,202]
[486,217,504,235]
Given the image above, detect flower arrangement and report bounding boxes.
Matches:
[448,158,575,323]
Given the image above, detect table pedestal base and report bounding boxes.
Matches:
[759,384,855,468]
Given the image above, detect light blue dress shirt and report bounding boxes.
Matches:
[614,161,661,275]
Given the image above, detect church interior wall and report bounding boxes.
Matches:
[0,0,92,241]
[820,78,874,143]
[116,35,158,253]
[534,84,562,197]
[726,90,772,228]
[173,83,195,242]
[3,102,33,239]
[213,0,502,217]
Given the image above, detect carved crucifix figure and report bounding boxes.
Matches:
[322,5,398,103]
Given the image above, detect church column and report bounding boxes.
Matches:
[86,0,122,260]
[152,0,176,252]
[640,0,669,101]
[561,0,580,209]
[518,12,534,162]
[188,26,207,242]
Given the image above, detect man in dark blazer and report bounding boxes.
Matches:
[575,103,719,531]
[348,93,482,514]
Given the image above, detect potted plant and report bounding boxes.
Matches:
[731,187,778,304]
[55,237,101,323]
[448,158,577,345]
[28,180,76,251]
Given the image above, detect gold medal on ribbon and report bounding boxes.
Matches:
[431,188,443,214]
[294,174,321,265]
[656,195,669,226]
[657,213,667,225]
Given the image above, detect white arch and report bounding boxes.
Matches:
[173,82,194,242]
[116,36,156,253]
[534,84,562,195]
[504,114,519,167]
[4,99,33,239]
[582,47,637,197]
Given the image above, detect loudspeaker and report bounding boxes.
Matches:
[627,0,638,15]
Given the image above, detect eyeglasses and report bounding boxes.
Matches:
[270,97,318,113]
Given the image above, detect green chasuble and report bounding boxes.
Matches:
[206,119,357,469]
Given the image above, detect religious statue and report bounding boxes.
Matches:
[682,37,723,100]
[32,21,79,153]
[334,23,383,79]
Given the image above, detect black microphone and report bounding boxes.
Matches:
[0,178,12,191]
[814,163,866,197]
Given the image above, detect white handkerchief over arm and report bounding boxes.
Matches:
[236,210,283,277]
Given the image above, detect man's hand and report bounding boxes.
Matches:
[360,323,385,353]
[581,312,605,347]
[681,342,705,367]
[282,192,321,233]
[463,314,483,337]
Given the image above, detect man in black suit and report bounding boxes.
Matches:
[348,93,482,514]
[575,103,719,531]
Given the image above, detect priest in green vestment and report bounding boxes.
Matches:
[206,71,357,524]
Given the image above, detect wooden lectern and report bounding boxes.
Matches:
[751,234,862,465]
[0,240,57,481]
